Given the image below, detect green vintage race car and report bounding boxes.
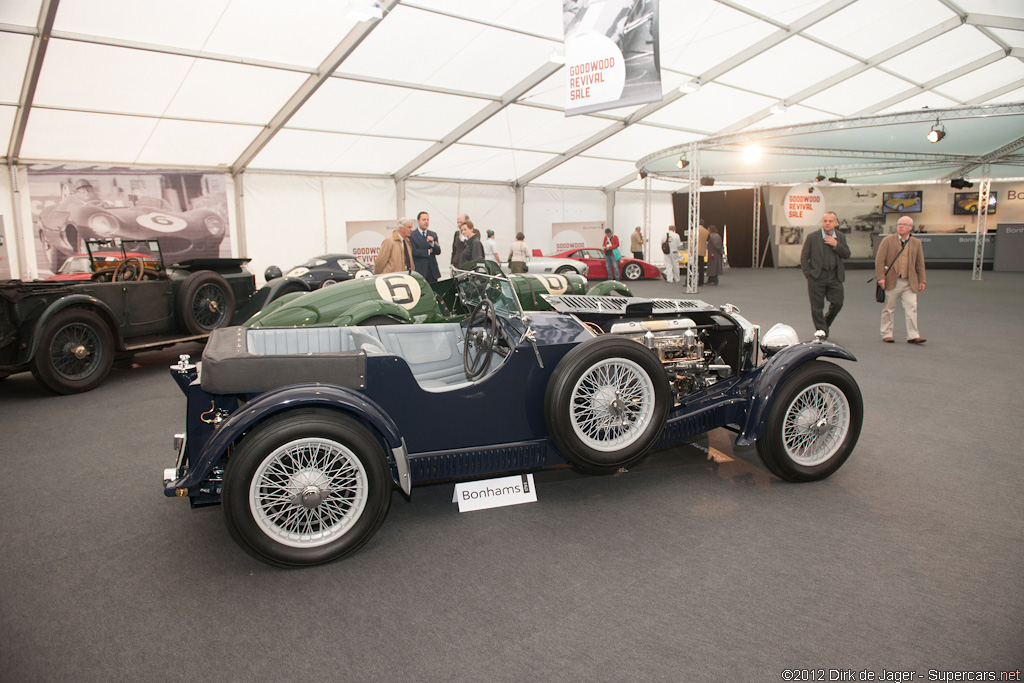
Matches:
[245,260,631,327]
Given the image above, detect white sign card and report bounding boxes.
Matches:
[453,474,538,513]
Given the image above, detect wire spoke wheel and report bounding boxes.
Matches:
[249,437,369,549]
[570,357,655,451]
[192,283,229,330]
[781,383,850,467]
[49,321,102,380]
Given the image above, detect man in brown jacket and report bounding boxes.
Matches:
[875,215,926,344]
[374,218,415,275]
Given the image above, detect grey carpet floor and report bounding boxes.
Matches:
[1,267,1021,682]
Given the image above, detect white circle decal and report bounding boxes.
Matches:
[537,274,569,294]
[354,270,372,279]
[783,186,827,227]
[373,273,421,310]
[136,212,188,232]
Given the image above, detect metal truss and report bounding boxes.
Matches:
[686,143,700,294]
[973,168,991,282]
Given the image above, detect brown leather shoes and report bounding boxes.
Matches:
[883,337,893,343]
[907,338,926,344]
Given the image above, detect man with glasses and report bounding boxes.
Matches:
[451,213,470,268]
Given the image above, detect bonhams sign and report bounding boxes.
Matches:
[784,186,827,227]
[564,0,662,117]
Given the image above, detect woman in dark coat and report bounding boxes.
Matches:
[706,224,724,285]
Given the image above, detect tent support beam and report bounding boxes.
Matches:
[8,0,59,165]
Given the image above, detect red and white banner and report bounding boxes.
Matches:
[564,0,661,117]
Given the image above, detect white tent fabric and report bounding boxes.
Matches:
[4,0,1023,189]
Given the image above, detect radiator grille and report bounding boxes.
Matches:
[545,295,714,315]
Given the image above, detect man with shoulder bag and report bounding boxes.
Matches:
[662,225,681,282]
[875,215,926,344]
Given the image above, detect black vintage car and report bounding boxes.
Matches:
[0,239,300,394]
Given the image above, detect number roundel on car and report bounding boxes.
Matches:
[136,212,188,232]
[373,273,421,309]
[535,274,568,294]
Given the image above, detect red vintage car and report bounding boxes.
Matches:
[46,251,159,281]
[552,247,663,281]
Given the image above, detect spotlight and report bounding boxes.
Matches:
[927,120,946,143]
[676,157,689,169]
[637,170,648,180]
[828,171,846,184]
[814,172,826,182]
[951,178,973,189]
[700,177,715,187]
[678,78,701,94]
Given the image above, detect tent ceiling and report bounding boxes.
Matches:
[2,0,1023,190]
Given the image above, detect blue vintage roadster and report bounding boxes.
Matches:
[164,270,862,567]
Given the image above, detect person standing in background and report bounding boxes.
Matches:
[696,219,709,286]
[800,211,850,337]
[705,224,723,286]
[483,229,501,266]
[602,228,620,280]
[409,211,441,282]
[451,213,470,268]
[508,232,530,273]
[458,220,484,266]
[876,215,926,344]
[374,218,415,275]
[662,225,682,283]
[630,226,644,259]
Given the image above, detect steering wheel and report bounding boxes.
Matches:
[113,257,144,282]
[463,298,498,381]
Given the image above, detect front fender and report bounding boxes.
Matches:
[735,341,857,446]
[21,295,120,364]
[587,280,633,297]
[175,383,410,495]
[331,300,412,326]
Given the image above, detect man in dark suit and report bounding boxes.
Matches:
[800,211,850,338]
[409,211,441,283]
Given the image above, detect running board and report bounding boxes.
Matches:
[123,333,209,352]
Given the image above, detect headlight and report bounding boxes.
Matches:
[760,323,799,356]
[88,212,119,236]
[204,215,226,236]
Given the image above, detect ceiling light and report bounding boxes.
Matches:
[814,172,827,182]
[346,0,383,21]
[927,120,946,143]
[743,145,761,162]
[700,177,715,187]
[770,102,788,115]
[637,170,648,180]
[676,157,688,169]
[828,174,846,184]
[678,78,701,94]
[951,177,973,189]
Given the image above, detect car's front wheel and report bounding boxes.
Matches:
[622,262,644,280]
[222,409,392,567]
[30,307,114,394]
[755,360,862,482]
[544,337,669,472]
[555,266,575,275]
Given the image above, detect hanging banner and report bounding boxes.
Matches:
[345,219,397,266]
[552,221,605,252]
[564,0,661,116]
[27,165,231,276]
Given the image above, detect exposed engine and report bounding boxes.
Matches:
[607,318,732,400]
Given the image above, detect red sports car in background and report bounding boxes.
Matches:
[46,251,159,281]
[552,247,663,280]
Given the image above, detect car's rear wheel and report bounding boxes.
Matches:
[544,337,669,472]
[222,409,392,567]
[176,270,235,335]
[755,360,862,482]
[320,279,338,288]
[623,262,643,280]
[30,307,114,394]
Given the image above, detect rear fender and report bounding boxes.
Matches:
[20,295,120,364]
[331,300,411,326]
[587,280,633,297]
[735,342,857,446]
[174,383,411,496]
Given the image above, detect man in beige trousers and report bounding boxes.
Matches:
[875,215,926,344]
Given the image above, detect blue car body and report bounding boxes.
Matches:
[164,271,862,567]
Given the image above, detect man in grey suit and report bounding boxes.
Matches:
[800,211,850,338]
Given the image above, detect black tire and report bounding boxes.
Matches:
[176,270,235,335]
[755,360,862,482]
[222,409,392,567]
[320,279,338,288]
[544,336,670,472]
[29,307,114,394]
[622,262,643,280]
[555,266,575,274]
